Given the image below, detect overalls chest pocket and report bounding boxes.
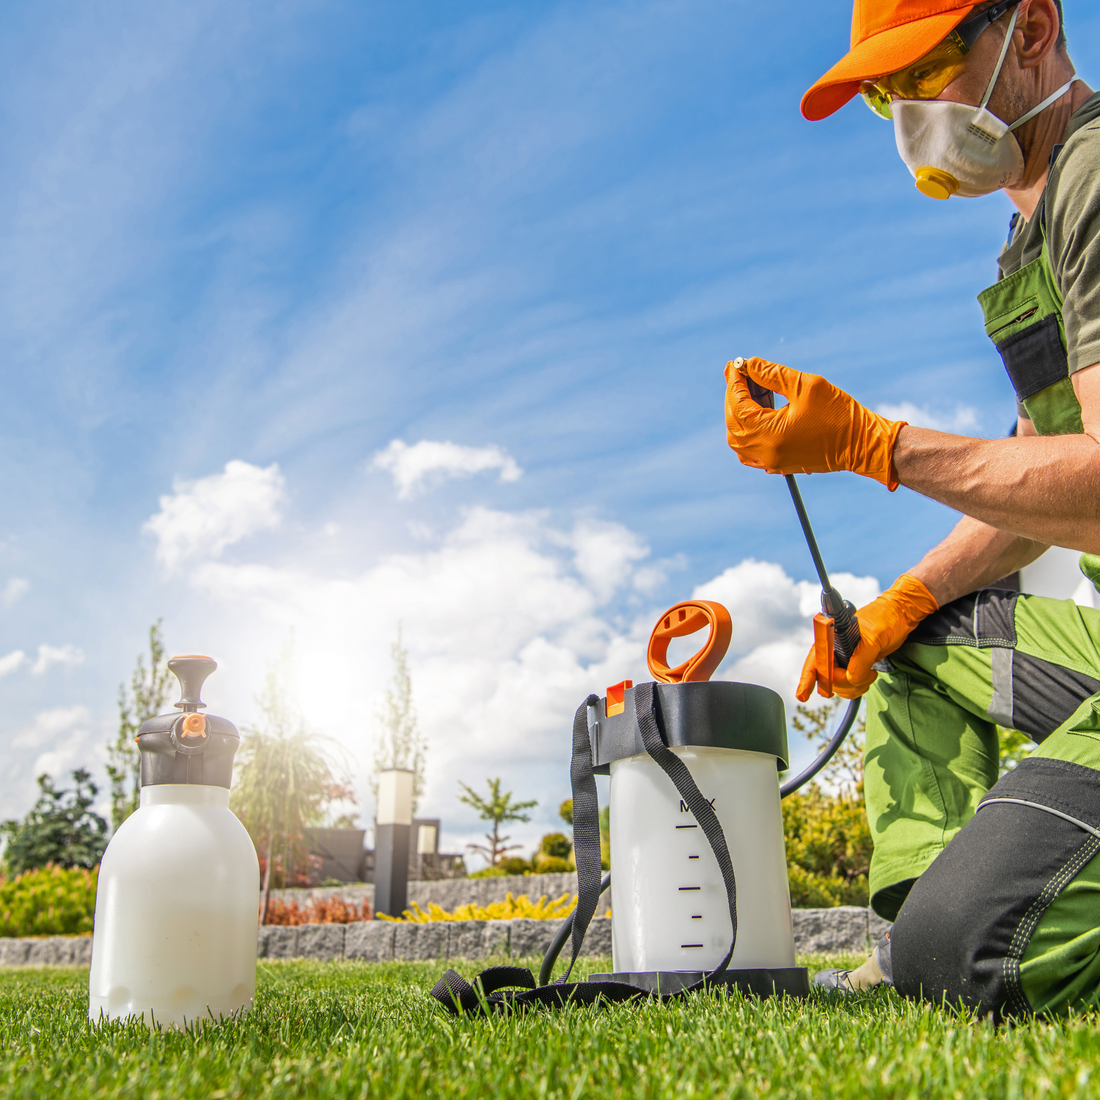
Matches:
[977,247,1082,437]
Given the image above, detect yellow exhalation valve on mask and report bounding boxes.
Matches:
[915,166,959,200]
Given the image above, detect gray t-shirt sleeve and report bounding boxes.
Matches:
[1047,118,1100,374]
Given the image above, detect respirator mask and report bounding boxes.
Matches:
[859,0,1076,199]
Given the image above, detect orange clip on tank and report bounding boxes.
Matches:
[813,613,835,698]
[646,600,733,684]
[605,680,633,717]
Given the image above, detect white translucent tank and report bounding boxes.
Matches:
[88,784,260,1028]
[609,744,796,973]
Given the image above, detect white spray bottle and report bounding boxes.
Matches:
[88,655,260,1027]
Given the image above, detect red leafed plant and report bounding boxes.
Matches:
[263,895,373,926]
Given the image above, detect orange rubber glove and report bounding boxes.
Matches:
[796,574,939,701]
[725,357,907,490]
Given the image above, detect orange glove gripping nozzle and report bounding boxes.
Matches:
[796,573,940,701]
[724,357,908,490]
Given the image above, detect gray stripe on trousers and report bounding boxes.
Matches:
[989,646,1014,728]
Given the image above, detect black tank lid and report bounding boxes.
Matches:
[136,656,240,789]
[591,681,788,774]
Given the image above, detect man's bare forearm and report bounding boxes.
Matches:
[906,515,1049,607]
[892,427,1100,553]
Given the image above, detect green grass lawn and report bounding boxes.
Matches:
[4,954,1100,1099]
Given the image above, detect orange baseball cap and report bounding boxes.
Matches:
[801,0,978,121]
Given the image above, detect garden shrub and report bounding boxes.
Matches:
[782,786,871,907]
[533,856,572,873]
[379,891,578,922]
[532,832,573,873]
[263,895,372,926]
[539,833,572,859]
[0,864,98,937]
[1,771,108,875]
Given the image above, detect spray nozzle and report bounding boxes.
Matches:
[169,655,217,712]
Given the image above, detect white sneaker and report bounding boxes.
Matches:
[813,934,893,993]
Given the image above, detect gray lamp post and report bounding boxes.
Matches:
[374,768,413,919]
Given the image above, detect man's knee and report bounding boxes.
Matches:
[890,756,1100,1017]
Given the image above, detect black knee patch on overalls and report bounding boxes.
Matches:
[909,588,1018,648]
[908,589,1100,743]
[890,757,1100,1017]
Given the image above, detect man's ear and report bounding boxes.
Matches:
[1015,0,1061,70]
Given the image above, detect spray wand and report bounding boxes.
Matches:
[732,357,863,795]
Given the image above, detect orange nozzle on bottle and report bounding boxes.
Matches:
[646,600,733,684]
[181,713,208,738]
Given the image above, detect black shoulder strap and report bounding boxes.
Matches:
[431,683,738,1015]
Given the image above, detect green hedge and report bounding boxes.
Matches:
[0,864,97,937]
[782,787,871,907]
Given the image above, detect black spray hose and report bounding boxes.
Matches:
[779,696,861,798]
[537,695,860,985]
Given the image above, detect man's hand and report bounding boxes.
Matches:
[796,574,939,700]
[725,357,907,489]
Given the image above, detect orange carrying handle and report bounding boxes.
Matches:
[646,600,733,684]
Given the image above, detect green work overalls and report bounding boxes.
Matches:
[865,95,1100,1016]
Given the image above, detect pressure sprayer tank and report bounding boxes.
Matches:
[88,655,260,1027]
[590,601,805,994]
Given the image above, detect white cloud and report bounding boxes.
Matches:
[372,440,522,499]
[877,402,979,434]
[8,706,93,802]
[12,705,91,749]
[143,460,287,570]
[150,459,883,861]
[0,650,25,677]
[569,519,649,603]
[31,643,85,675]
[1,578,29,607]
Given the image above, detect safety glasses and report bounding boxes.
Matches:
[859,0,1024,119]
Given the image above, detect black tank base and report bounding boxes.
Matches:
[588,968,809,998]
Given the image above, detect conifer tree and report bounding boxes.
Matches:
[106,621,173,831]
[372,627,427,813]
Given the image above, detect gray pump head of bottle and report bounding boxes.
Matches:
[135,655,241,789]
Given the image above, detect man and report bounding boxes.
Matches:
[725,0,1100,1017]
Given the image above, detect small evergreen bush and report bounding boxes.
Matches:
[0,864,98,937]
[782,787,871,907]
[468,865,508,878]
[783,700,872,907]
[378,891,577,922]
[1,770,108,875]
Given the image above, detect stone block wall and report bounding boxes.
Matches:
[0,907,886,968]
[0,936,93,967]
[256,917,611,963]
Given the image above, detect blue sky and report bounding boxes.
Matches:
[2,0,1098,860]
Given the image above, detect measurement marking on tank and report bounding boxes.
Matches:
[691,915,702,920]
[678,886,701,891]
[675,824,698,829]
[688,855,699,859]
[681,944,704,949]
